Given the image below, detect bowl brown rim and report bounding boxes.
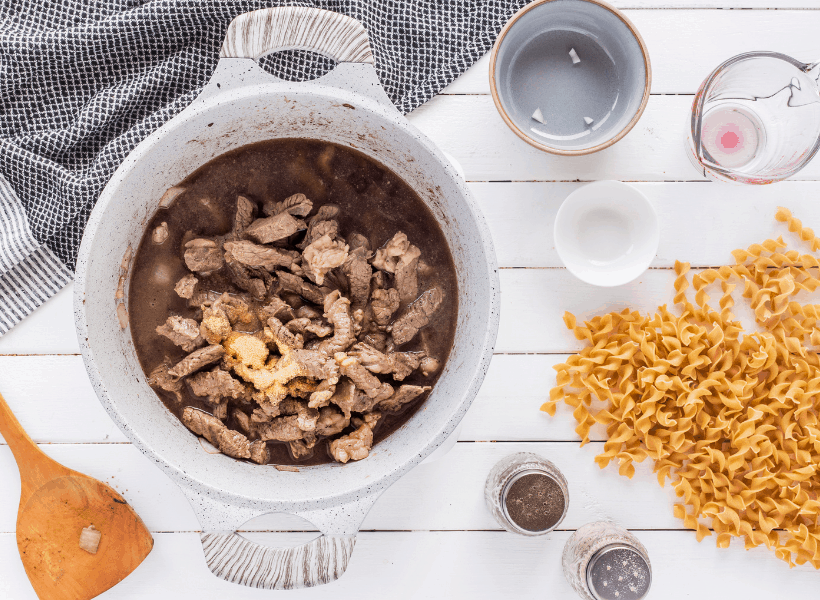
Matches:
[488,0,652,156]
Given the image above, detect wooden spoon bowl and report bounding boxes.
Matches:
[0,393,153,600]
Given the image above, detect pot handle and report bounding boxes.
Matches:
[181,486,378,589]
[220,7,374,64]
[200,531,356,590]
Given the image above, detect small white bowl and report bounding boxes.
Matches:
[554,181,659,286]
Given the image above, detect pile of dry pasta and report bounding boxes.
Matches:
[543,208,820,568]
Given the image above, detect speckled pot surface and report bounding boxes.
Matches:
[73,8,499,588]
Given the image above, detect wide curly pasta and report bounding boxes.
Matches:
[544,207,820,568]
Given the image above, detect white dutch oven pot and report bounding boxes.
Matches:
[75,7,499,590]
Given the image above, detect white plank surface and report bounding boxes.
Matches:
[3,5,820,599]
[0,530,816,600]
[408,95,820,182]
[0,442,685,533]
[475,181,820,268]
[442,11,820,95]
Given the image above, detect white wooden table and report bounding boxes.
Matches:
[2,2,820,598]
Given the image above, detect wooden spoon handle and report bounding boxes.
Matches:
[0,392,70,507]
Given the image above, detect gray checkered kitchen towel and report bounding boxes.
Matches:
[0,0,527,336]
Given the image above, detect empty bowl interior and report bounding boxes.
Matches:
[493,0,648,152]
[554,181,658,286]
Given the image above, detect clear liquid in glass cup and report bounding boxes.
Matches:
[687,52,820,184]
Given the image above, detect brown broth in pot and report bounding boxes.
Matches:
[128,139,458,465]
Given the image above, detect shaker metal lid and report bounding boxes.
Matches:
[586,543,652,600]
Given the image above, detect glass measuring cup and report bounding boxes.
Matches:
[686,52,820,184]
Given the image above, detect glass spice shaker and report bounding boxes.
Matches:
[562,521,652,600]
[484,452,569,536]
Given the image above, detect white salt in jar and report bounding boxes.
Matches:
[562,521,652,600]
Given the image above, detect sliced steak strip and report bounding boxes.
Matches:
[299,204,340,249]
[147,360,183,402]
[188,368,249,405]
[181,407,251,460]
[335,353,393,401]
[329,413,380,463]
[264,193,313,218]
[168,344,225,379]
[245,211,302,244]
[391,287,443,346]
[318,291,356,355]
[249,440,270,464]
[184,239,223,274]
[316,406,349,436]
[349,342,423,381]
[257,415,306,442]
[277,271,326,305]
[342,246,372,309]
[233,195,256,236]
[223,240,294,270]
[394,244,421,304]
[174,274,198,299]
[371,288,400,327]
[379,385,431,412]
[156,316,204,352]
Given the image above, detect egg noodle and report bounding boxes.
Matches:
[543,208,820,568]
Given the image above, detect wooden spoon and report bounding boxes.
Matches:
[0,392,153,599]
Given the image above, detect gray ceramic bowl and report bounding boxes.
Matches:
[490,0,651,155]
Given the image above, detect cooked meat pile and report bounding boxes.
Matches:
[147,194,444,464]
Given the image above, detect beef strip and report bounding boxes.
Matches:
[276,271,326,305]
[335,353,393,401]
[298,204,340,249]
[259,296,295,323]
[224,257,266,300]
[391,287,443,346]
[318,291,356,355]
[249,440,269,464]
[188,368,249,404]
[245,211,302,244]
[379,385,431,412]
[302,234,349,285]
[348,233,370,253]
[233,408,253,436]
[328,379,359,417]
[371,288,400,327]
[156,316,204,352]
[174,274,198,299]
[295,305,321,319]
[267,316,304,351]
[287,317,332,338]
[147,360,183,402]
[342,246,372,308]
[168,344,225,379]
[371,232,410,273]
[264,192,313,218]
[349,342,423,381]
[223,240,294,270]
[316,405,349,436]
[329,412,380,463]
[394,244,421,304]
[181,407,251,459]
[184,239,223,274]
[234,195,256,236]
[257,415,306,442]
